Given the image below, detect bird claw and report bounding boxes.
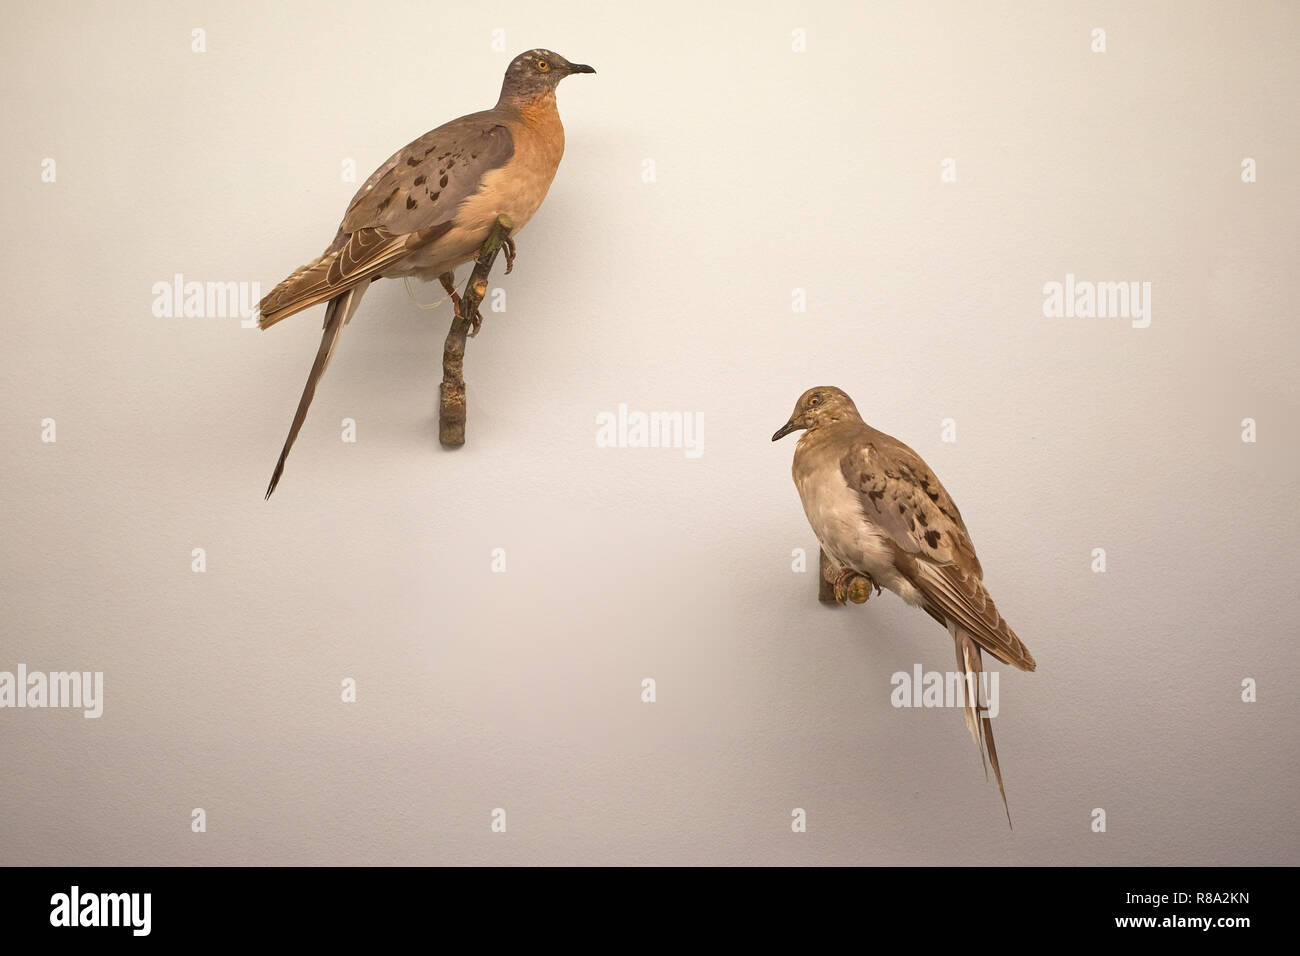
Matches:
[440,271,484,336]
[832,569,879,605]
[831,569,853,604]
[438,273,463,315]
[502,236,517,275]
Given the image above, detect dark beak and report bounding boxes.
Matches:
[569,63,596,74]
[771,421,800,442]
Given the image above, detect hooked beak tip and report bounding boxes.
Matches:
[570,63,596,74]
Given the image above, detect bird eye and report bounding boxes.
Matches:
[809,395,821,406]
[536,59,550,71]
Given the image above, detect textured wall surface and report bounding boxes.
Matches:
[1,0,1297,865]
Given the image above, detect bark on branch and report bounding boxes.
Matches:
[439,214,514,447]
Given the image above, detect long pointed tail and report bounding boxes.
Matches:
[950,620,1012,828]
[264,283,368,498]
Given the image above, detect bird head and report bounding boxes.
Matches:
[772,386,862,441]
[498,49,596,103]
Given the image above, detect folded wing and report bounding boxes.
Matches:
[258,114,514,328]
[839,429,1035,671]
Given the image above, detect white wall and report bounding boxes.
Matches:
[1,0,1296,864]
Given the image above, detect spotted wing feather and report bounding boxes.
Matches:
[840,429,1035,671]
[258,113,514,328]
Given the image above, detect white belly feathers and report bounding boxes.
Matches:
[793,453,925,606]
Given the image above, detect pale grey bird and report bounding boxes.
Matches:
[773,386,1036,825]
[258,49,595,498]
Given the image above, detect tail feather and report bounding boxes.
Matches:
[259,224,437,330]
[980,710,1008,826]
[257,251,341,330]
[950,620,1012,828]
[264,283,368,499]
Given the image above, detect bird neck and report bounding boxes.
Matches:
[500,91,565,161]
[810,412,862,432]
[498,89,559,123]
[801,417,861,449]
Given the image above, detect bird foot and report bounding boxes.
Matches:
[440,272,485,336]
[438,273,463,315]
[833,569,879,605]
[502,235,517,275]
[466,307,484,337]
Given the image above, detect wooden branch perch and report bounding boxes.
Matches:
[817,548,837,603]
[439,214,514,448]
[818,547,875,605]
